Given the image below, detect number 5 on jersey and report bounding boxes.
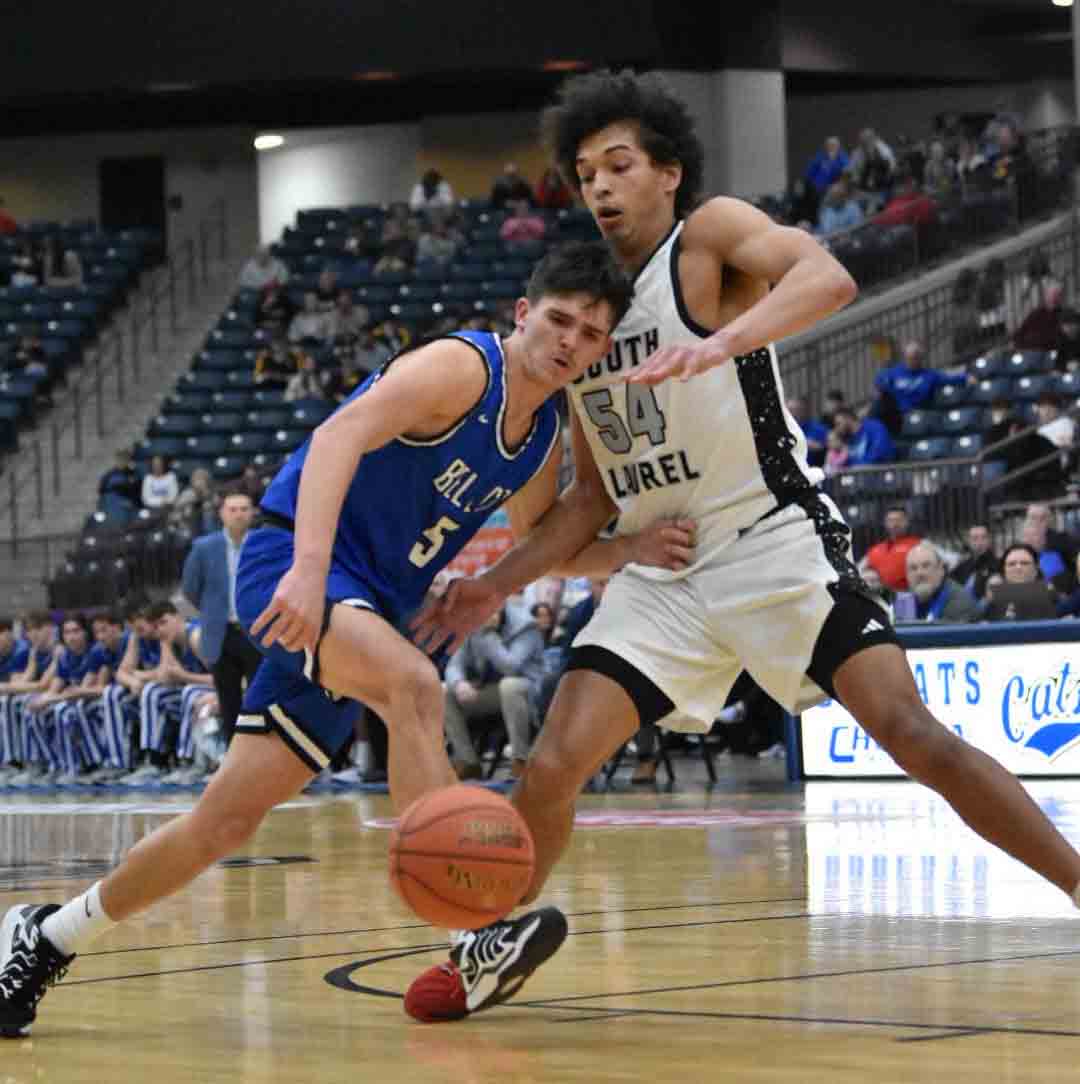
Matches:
[409,515,461,568]
[583,385,667,453]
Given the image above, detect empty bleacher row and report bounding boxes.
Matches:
[0,224,160,453]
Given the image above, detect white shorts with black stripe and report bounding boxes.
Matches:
[573,498,893,721]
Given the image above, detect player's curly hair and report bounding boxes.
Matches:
[526,240,634,329]
[541,69,705,220]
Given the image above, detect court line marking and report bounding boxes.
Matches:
[895,1029,990,1043]
[69,897,810,958]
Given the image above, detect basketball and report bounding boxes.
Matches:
[389,784,536,929]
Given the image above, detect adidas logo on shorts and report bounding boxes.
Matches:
[862,618,885,635]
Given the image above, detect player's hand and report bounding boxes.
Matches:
[250,562,325,653]
[628,335,734,386]
[628,518,696,571]
[411,576,505,657]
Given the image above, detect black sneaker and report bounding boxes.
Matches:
[451,906,568,1013]
[0,904,75,1038]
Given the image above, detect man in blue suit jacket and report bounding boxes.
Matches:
[181,490,262,745]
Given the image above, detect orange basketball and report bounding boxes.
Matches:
[389,784,536,929]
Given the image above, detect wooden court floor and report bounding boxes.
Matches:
[2,761,1080,1083]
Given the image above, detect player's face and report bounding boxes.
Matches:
[62,620,87,653]
[93,620,122,648]
[515,294,613,386]
[133,616,156,640]
[574,123,682,253]
[155,614,182,643]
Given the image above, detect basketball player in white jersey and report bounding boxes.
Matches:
[406,68,1080,1020]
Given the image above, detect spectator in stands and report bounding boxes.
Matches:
[1035,390,1076,452]
[786,395,828,467]
[860,505,923,592]
[254,283,294,334]
[822,388,847,429]
[141,455,179,511]
[922,140,956,202]
[1015,251,1061,325]
[10,244,40,288]
[98,448,141,520]
[171,467,217,536]
[416,210,463,267]
[1025,502,1079,579]
[43,237,83,287]
[228,464,265,505]
[1056,552,1080,618]
[287,291,332,344]
[442,604,546,780]
[1013,283,1069,352]
[254,334,308,390]
[534,166,574,210]
[379,204,419,266]
[374,317,412,355]
[315,268,339,309]
[894,543,978,623]
[1021,518,1072,592]
[874,338,970,414]
[329,290,370,340]
[284,353,326,403]
[955,136,988,196]
[0,197,16,235]
[238,245,288,291]
[373,249,411,277]
[490,162,534,210]
[949,523,1000,600]
[984,404,1066,500]
[816,178,864,236]
[409,168,455,215]
[824,430,849,475]
[500,198,547,245]
[982,543,1058,621]
[805,136,850,197]
[1054,309,1080,372]
[784,177,819,231]
[848,127,897,200]
[860,565,895,618]
[873,171,937,228]
[832,405,895,467]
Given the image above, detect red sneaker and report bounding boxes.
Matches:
[404,963,468,1023]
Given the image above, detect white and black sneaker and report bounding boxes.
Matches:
[0,904,74,1038]
[452,907,567,1013]
[404,907,568,1022]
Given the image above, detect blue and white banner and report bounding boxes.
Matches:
[800,642,1080,777]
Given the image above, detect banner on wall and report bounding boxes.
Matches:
[446,509,514,577]
[800,642,1080,778]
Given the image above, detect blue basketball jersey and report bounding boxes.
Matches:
[0,639,30,681]
[88,632,129,677]
[57,647,94,687]
[260,331,560,619]
[171,621,206,674]
[32,646,55,677]
[137,635,161,669]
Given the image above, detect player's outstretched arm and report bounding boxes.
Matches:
[629,197,857,386]
[251,341,487,653]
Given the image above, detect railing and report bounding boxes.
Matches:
[779,209,1079,409]
[1,199,228,556]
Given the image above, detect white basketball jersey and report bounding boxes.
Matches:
[566,221,823,579]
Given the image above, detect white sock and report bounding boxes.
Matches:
[40,882,115,956]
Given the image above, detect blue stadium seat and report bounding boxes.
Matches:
[398,283,442,303]
[195,349,246,372]
[134,437,186,461]
[149,414,199,438]
[250,388,287,407]
[901,410,937,439]
[355,285,397,306]
[390,301,437,323]
[271,429,310,453]
[289,401,334,428]
[206,328,256,351]
[940,406,983,434]
[450,262,494,283]
[228,431,274,455]
[972,377,1012,404]
[243,409,291,431]
[502,239,547,262]
[211,455,248,481]
[479,279,520,301]
[1057,371,1080,398]
[198,411,245,435]
[171,458,214,483]
[1006,349,1054,375]
[908,437,953,461]
[163,391,213,414]
[183,434,228,457]
[210,389,255,410]
[952,434,983,457]
[931,382,971,409]
[1013,374,1056,400]
[413,261,449,283]
[970,349,1011,378]
[178,371,227,393]
[224,371,258,391]
[442,282,481,304]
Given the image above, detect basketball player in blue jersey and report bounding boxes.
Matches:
[73,612,131,783]
[407,69,1080,1020]
[0,241,677,1039]
[1,614,59,785]
[0,620,30,781]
